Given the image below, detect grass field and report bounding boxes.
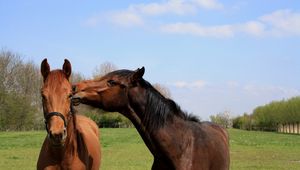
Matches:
[0,128,300,170]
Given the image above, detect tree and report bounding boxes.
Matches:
[233,96,300,131]
[71,72,86,84]
[232,114,251,130]
[92,62,117,79]
[210,111,232,128]
[0,50,42,130]
[153,83,172,99]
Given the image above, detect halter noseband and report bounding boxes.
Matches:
[45,112,67,130]
[44,99,75,133]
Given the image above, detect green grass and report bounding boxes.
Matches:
[0,129,300,170]
[0,131,45,170]
[100,128,152,170]
[230,129,300,170]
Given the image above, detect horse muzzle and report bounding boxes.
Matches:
[71,95,81,106]
[48,128,67,147]
[44,112,68,147]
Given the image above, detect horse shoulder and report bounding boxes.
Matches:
[199,122,229,144]
[152,119,197,169]
[37,137,51,170]
[37,137,64,170]
[76,115,99,137]
[75,115,101,169]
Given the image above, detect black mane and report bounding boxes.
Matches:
[141,80,200,132]
[104,69,200,131]
[105,69,133,78]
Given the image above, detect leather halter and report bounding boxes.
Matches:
[44,112,68,133]
[44,99,75,133]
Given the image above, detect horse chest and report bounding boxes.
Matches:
[61,157,86,170]
[153,126,195,165]
[41,157,86,170]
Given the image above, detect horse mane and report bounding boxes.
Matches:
[140,79,200,132]
[104,69,200,131]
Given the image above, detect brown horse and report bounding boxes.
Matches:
[72,67,230,170]
[37,59,101,170]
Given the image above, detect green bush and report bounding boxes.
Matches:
[233,96,300,131]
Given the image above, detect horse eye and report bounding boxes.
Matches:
[41,94,46,100]
[72,85,77,92]
[107,80,117,87]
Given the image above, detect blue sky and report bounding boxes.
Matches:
[1,0,300,120]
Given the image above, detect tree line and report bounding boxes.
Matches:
[232,96,300,131]
[0,50,171,131]
[0,50,42,130]
[7,49,298,132]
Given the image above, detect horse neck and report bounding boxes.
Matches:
[65,114,78,153]
[123,87,173,156]
[123,105,158,156]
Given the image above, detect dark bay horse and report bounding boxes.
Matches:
[72,67,230,170]
[37,59,101,170]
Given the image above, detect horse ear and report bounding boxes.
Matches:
[131,67,145,83]
[62,59,72,79]
[41,58,50,81]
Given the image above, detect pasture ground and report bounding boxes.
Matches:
[0,128,299,170]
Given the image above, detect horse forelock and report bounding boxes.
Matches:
[44,70,70,88]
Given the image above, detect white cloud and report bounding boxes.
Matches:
[160,22,234,38]
[192,0,223,10]
[85,1,300,38]
[259,9,300,37]
[128,0,223,16]
[85,0,224,28]
[174,81,189,88]
[237,21,265,36]
[191,80,207,88]
[129,0,197,16]
[109,11,144,27]
[243,84,300,97]
[160,9,300,38]
[173,80,207,88]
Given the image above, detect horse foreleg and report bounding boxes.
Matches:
[151,157,175,170]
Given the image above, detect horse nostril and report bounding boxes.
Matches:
[53,133,62,141]
[49,130,53,139]
[49,131,64,142]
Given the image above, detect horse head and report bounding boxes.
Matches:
[72,67,145,113]
[41,58,73,146]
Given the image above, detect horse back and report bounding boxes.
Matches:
[201,122,229,144]
[194,122,230,170]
